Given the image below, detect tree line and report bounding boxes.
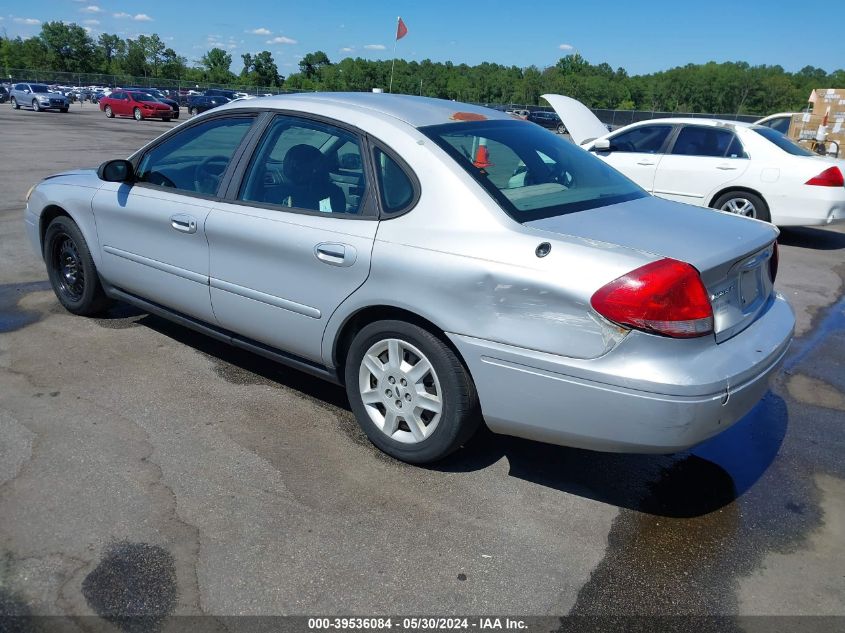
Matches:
[2,21,843,114]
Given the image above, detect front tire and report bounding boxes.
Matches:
[713,191,771,223]
[133,107,142,121]
[189,107,196,116]
[60,107,69,113]
[32,99,41,112]
[344,320,481,464]
[44,217,112,316]
[557,124,566,134]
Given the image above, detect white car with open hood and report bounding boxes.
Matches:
[544,94,845,226]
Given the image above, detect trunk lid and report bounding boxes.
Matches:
[525,195,779,342]
[541,94,609,145]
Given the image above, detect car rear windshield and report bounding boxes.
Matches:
[31,84,50,93]
[421,119,646,222]
[752,126,816,156]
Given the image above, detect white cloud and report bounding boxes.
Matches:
[266,36,297,44]
[14,17,41,25]
[364,44,386,50]
[83,18,100,25]
[248,27,271,35]
[558,43,574,51]
[340,46,354,52]
[133,13,153,21]
[113,12,131,18]
[80,5,102,13]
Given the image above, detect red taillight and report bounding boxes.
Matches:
[590,258,714,338]
[805,166,844,187]
[769,242,779,283]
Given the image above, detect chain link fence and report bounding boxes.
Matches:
[3,69,300,95]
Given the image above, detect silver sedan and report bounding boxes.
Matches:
[23,93,795,463]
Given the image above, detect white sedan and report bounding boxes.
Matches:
[545,95,845,226]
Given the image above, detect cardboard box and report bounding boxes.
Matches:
[809,88,845,116]
[788,112,845,156]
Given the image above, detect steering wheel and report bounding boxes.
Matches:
[194,155,229,195]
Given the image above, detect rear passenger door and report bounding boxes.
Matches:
[206,114,379,364]
[651,125,750,205]
[593,124,673,192]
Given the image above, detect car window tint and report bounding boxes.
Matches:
[422,119,645,223]
[725,135,747,158]
[609,125,672,153]
[239,115,367,215]
[769,117,791,135]
[671,126,738,157]
[136,117,254,195]
[374,149,414,213]
[752,126,816,156]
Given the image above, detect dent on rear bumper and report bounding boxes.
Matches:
[448,294,794,453]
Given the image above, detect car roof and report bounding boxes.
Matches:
[633,117,754,129]
[223,92,514,128]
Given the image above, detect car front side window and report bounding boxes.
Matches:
[135,116,255,195]
[608,125,672,154]
[238,115,368,215]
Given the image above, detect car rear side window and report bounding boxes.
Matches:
[608,125,672,153]
[238,115,368,215]
[422,119,646,223]
[753,126,816,156]
[136,116,254,195]
[374,148,415,214]
[671,126,744,158]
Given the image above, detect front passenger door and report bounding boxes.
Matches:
[92,114,256,322]
[593,124,673,191]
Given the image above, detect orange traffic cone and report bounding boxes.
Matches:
[473,139,493,168]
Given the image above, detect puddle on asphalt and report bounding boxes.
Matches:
[0,281,51,334]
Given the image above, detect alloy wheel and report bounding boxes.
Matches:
[720,197,757,218]
[358,338,443,444]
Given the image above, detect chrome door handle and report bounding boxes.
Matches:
[170,214,197,234]
[636,160,656,166]
[315,242,356,267]
[716,164,738,170]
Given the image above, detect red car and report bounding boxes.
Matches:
[99,90,175,121]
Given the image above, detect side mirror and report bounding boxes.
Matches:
[593,138,611,152]
[97,159,134,183]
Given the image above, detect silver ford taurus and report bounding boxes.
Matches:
[24,93,795,463]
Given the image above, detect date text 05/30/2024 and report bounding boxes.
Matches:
[307,618,528,630]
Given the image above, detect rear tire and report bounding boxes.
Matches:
[44,217,112,316]
[713,191,771,223]
[189,107,196,116]
[11,97,19,109]
[557,124,566,134]
[344,320,481,464]
[60,108,69,113]
[104,105,114,118]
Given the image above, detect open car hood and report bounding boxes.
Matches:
[541,94,609,145]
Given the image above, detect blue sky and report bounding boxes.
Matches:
[2,0,842,75]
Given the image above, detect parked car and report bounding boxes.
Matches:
[755,112,793,136]
[0,86,7,104]
[204,88,237,100]
[127,88,180,119]
[24,93,794,464]
[9,83,70,112]
[99,90,175,121]
[187,95,230,116]
[545,94,845,226]
[527,110,566,133]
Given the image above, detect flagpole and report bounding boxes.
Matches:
[389,16,399,93]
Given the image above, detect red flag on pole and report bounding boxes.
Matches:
[396,17,408,40]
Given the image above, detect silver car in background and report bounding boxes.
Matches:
[10,83,70,112]
[23,93,794,464]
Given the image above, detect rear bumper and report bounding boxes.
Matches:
[448,293,794,453]
[770,189,845,226]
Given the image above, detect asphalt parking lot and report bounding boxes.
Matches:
[1,105,844,625]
